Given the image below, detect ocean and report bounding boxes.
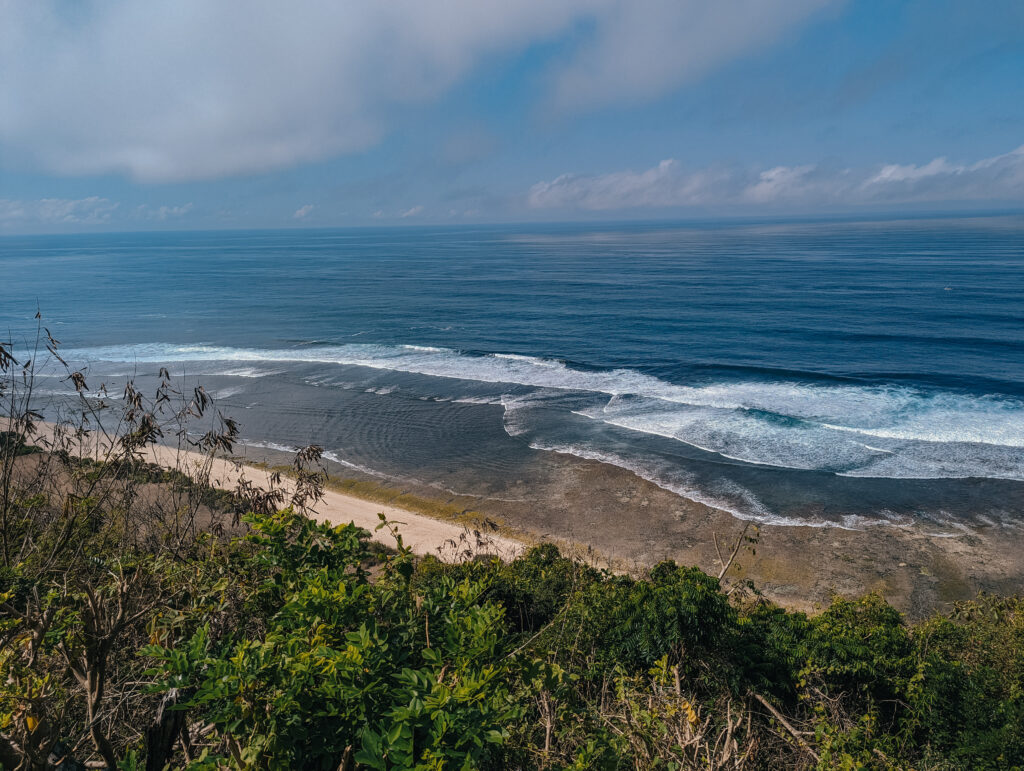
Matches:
[4,215,1023,529]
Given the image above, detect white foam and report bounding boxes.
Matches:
[244,440,298,454]
[364,385,398,395]
[859,444,894,454]
[564,396,1024,480]
[493,353,565,368]
[452,395,505,405]
[836,443,1024,481]
[402,345,446,353]
[213,367,280,378]
[500,393,540,437]
[242,443,390,481]
[210,386,244,399]
[822,409,1024,448]
[60,341,1018,427]
[574,402,872,472]
[321,450,389,478]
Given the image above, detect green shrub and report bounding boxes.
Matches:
[801,594,916,718]
[6,504,1023,769]
[146,511,522,769]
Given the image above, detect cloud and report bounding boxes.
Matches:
[0,197,197,230]
[293,204,315,220]
[743,166,818,204]
[527,144,1024,211]
[858,147,1024,202]
[0,1,833,182]
[548,0,835,113]
[138,202,194,221]
[0,196,119,226]
[400,205,425,218]
[528,159,728,209]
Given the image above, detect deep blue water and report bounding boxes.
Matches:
[3,216,1023,527]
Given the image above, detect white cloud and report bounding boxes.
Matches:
[529,159,721,209]
[0,197,198,229]
[528,159,749,209]
[0,196,119,226]
[0,1,833,182]
[293,204,315,220]
[866,158,957,185]
[528,144,1024,211]
[858,146,1024,201]
[400,205,425,218]
[549,0,835,113]
[138,202,194,221]
[743,165,817,204]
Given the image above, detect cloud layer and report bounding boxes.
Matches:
[528,145,1024,211]
[0,1,832,182]
[0,197,119,227]
[0,197,192,230]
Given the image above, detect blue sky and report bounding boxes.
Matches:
[2,0,1023,233]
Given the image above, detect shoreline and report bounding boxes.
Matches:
[312,442,1024,618]
[34,422,1024,617]
[200,440,1024,618]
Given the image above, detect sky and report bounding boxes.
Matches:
[2,0,1024,233]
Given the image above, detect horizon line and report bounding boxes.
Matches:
[3,206,1024,239]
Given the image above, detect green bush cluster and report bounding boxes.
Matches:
[3,508,1023,769]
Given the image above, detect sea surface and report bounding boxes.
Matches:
[3,216,1024,528]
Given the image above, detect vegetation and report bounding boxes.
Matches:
[1,329,1022,769]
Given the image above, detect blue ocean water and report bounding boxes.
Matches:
[3,216,1023,526]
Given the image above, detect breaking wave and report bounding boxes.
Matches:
[63,342,1024,483]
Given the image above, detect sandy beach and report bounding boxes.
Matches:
[30,420,1024,618]
[34,423,524,561]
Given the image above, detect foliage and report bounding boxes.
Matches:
[4,502,1024,769]
[143,510,521,770]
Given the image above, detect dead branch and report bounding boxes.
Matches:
[716,522,751,581]
[748,691,819,763]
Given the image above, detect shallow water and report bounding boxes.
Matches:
[4,215,1023,526]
